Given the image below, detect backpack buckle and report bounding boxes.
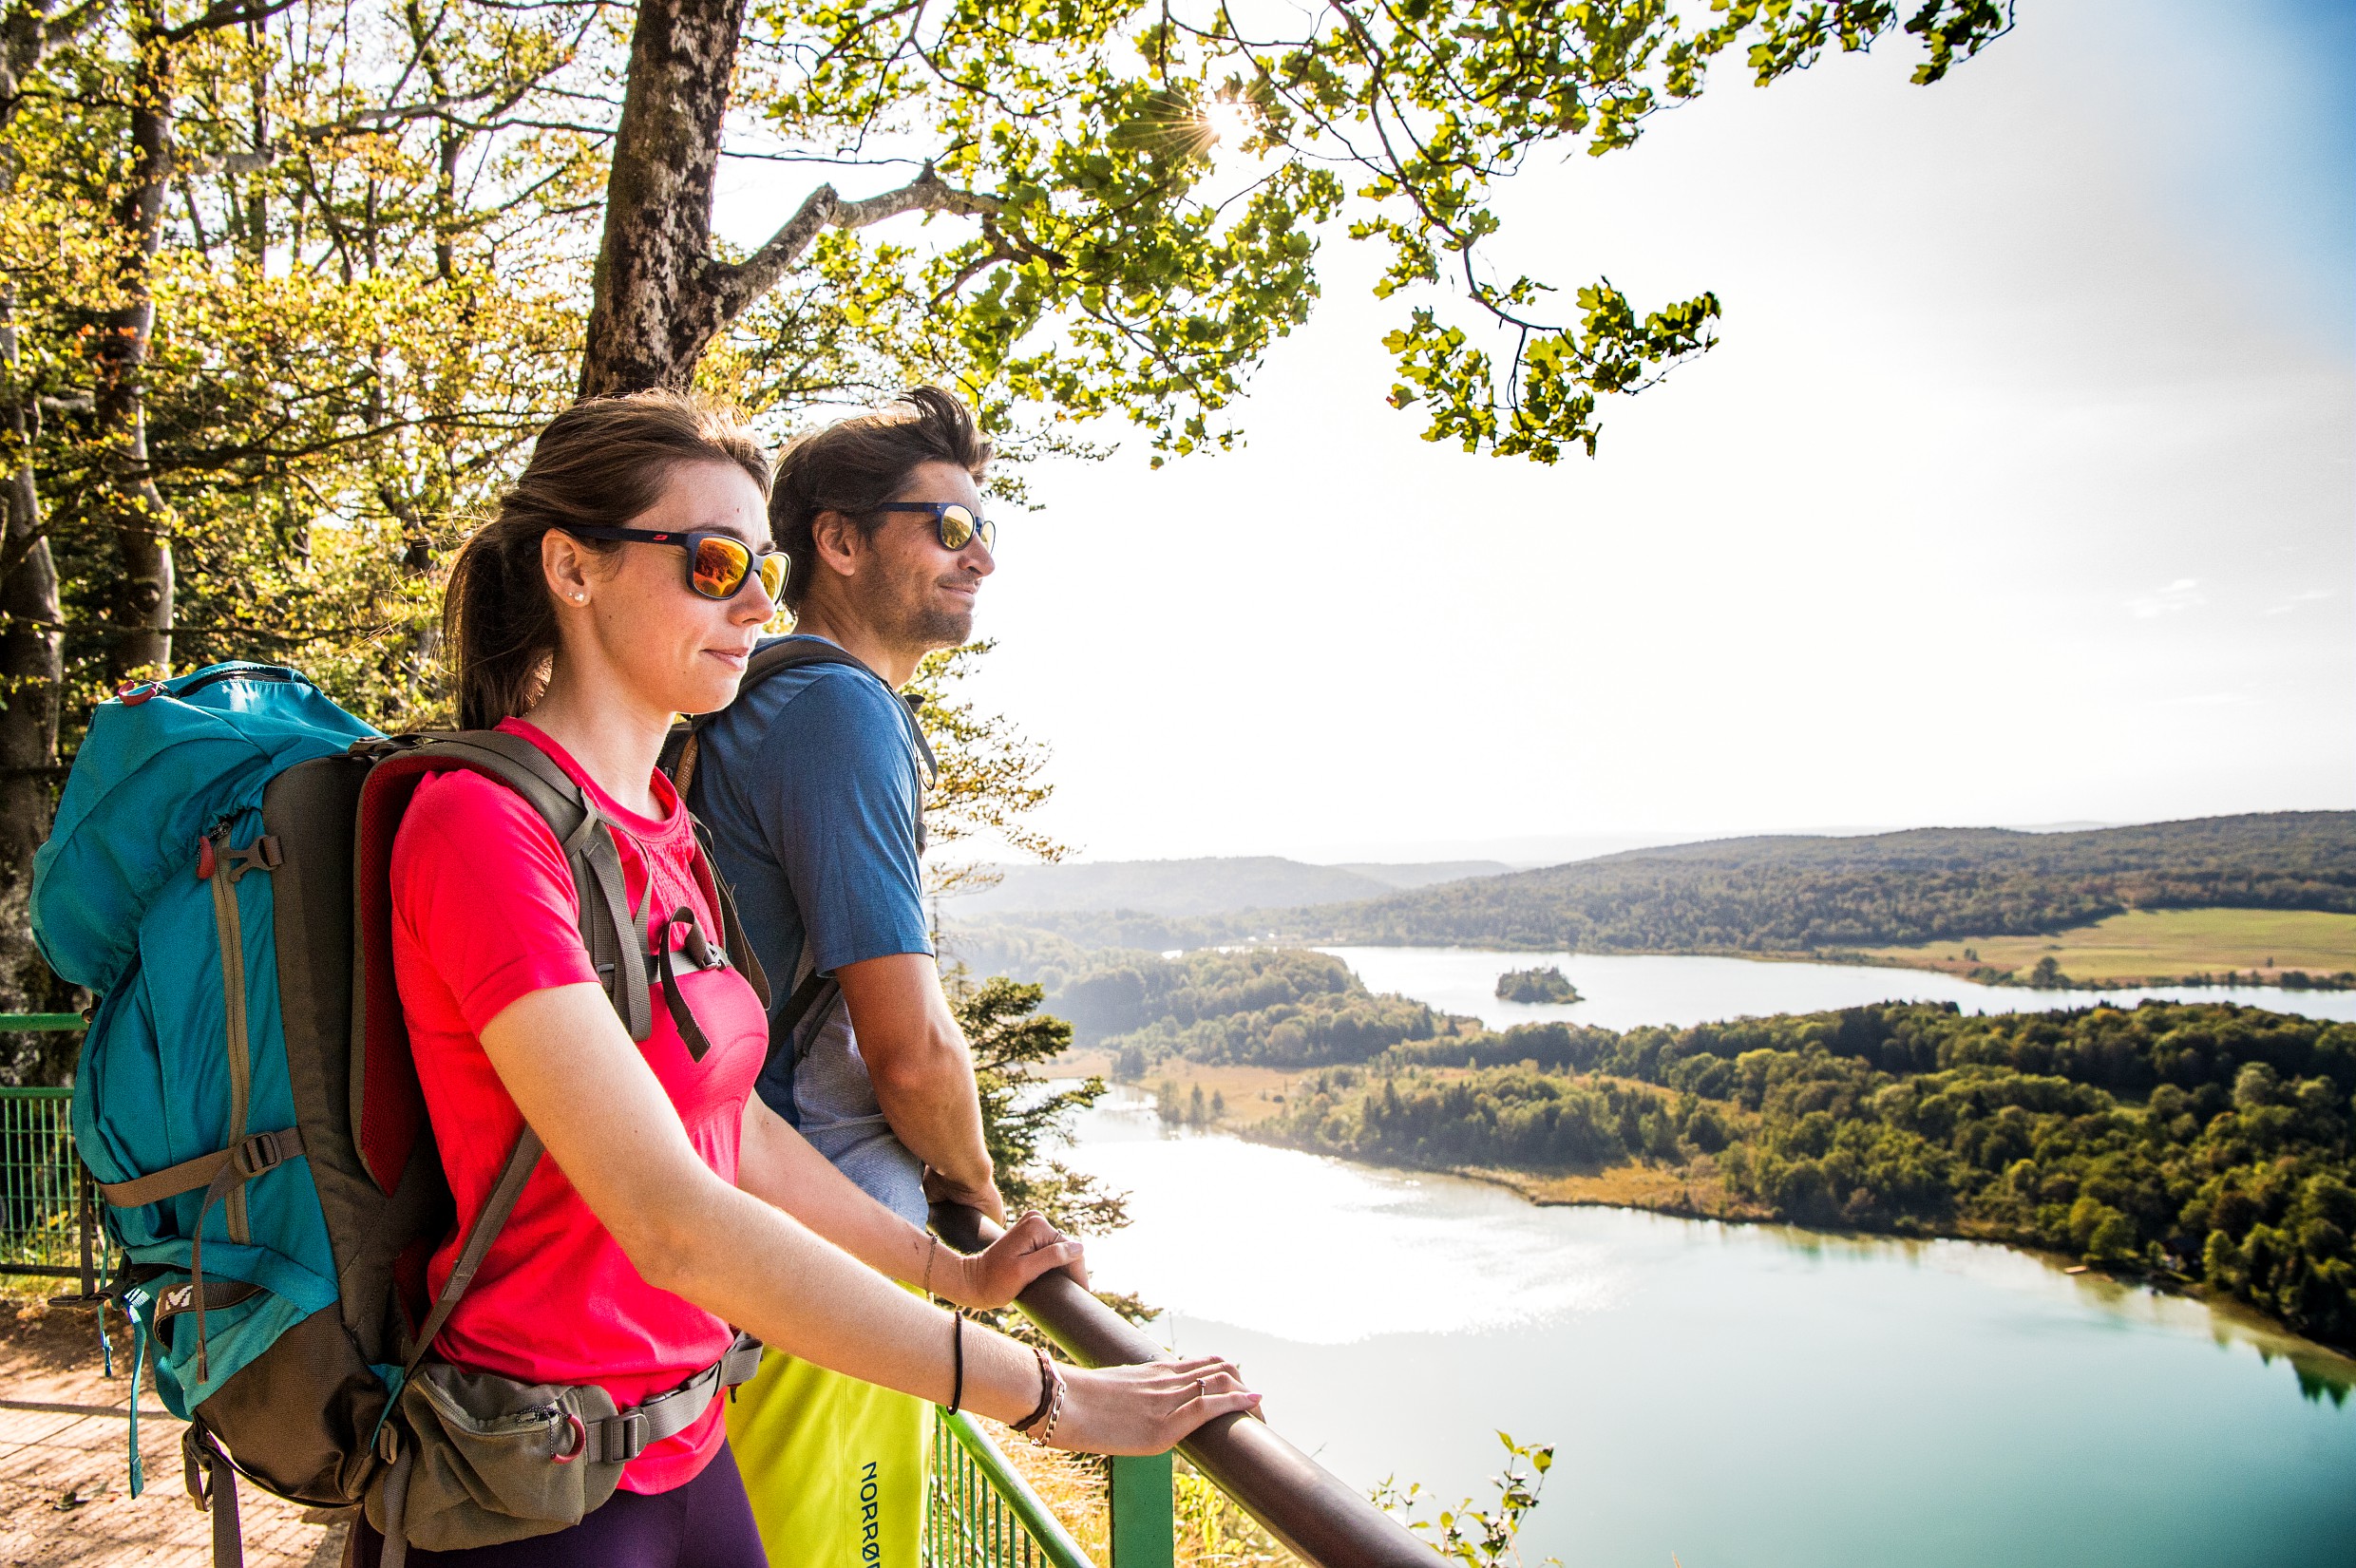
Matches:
[231,1129,300,1180]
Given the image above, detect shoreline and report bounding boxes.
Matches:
[1309,938,2356,995]
[1236,1123,2356,1370]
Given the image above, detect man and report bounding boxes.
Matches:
[687,387,1007,1568]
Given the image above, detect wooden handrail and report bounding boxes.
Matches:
[932,1203,1437,1568]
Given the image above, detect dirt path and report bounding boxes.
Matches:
[0,1299,345,1567]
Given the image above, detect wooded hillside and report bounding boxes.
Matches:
[960,813,2356,955]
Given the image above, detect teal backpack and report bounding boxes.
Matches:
[33,662,765,1566]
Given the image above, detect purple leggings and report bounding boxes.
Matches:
[347,1442,768,1568]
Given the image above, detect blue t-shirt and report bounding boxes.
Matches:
[688,634,934,1223]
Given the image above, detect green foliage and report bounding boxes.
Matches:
[1275,1000,2356,1350]
[0,0,2018,796]
[1020,945,1459,1068]
[948,968,1126,1237]
[1373,1431,1560,1568]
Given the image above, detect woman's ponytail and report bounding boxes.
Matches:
[444,389,770,730]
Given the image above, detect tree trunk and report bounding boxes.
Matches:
[578,0,749,398]
[96,7,176,680]
[0,5,77,1076]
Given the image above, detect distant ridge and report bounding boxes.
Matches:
[940,856,1510,919]
[949,812,2356,955]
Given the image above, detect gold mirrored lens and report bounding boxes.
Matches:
[938,503,977,551]
[754,552,789,602]
[691,536,751,598]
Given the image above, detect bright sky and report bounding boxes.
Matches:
[726,0,2355,866]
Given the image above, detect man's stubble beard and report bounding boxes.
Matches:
[877,571,975,655]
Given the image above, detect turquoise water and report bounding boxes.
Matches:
[1060,1091,2356,1568]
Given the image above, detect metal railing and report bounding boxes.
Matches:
[935,1203,1435,1568]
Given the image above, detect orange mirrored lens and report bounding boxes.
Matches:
[691,536,751,598]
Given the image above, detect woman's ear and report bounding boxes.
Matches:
[542,529,596,608]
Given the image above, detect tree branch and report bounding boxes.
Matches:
[701,161,999,328]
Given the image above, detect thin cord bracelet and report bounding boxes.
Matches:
[947,1313,965,1415]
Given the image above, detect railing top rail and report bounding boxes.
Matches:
[0,1014,86,1032]
[932,1203,1437,1568]
[0,1086,73,1100]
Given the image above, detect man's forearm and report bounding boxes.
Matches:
[868,1034,994,1190]
[836,953,999,1200]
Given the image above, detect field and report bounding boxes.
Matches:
[1864,906,2356,983]
[1051,1052,1300,1126]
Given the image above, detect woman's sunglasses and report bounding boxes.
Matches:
[561,526,789,603]
[869,501,997,554]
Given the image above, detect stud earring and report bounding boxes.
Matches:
[572,592,586,602]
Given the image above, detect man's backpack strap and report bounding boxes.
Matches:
[692,821,770,1010]
[665,637,940,802]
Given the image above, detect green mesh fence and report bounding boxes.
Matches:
[0,1086,102,1287]
[929,1407,1097,1568]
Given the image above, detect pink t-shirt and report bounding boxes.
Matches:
[388,718,769,1493]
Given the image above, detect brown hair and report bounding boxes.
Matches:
[770,387,991,613]
[444,389,771,729]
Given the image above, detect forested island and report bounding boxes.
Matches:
[946,936,1464,1076]
[1246,1000,2356,1349]
[1497,966,1580,1003]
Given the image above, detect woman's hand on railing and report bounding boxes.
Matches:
[940,1209,1088,1309]
[1053,1355,1261,1457]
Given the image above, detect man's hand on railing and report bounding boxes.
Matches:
[1053,1356,1261,1456]
[936,1209,1089,1310]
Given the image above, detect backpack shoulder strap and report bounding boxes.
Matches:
[668,637,939,799]
[407,732,655,1045]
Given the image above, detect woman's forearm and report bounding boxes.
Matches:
[480,985,1035,1418]
[654,1169,1043,1420]
[734,1097,932,1288]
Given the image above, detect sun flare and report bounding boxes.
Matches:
[1202,98,1254,148]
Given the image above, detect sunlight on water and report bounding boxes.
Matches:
[1054,1090,2356,1568]
[1068,1093,1625,1342]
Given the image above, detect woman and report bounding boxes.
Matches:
[362,389,1255,1565]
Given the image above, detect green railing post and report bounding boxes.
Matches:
[1108,1453,1173,1568]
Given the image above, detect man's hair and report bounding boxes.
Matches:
[770,387,991,613]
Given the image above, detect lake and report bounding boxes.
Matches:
[1320,945,2356,1031]
[1057,1089,2356,1568]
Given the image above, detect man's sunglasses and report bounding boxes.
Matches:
[869,501,997,554]
[560,526,789,603]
